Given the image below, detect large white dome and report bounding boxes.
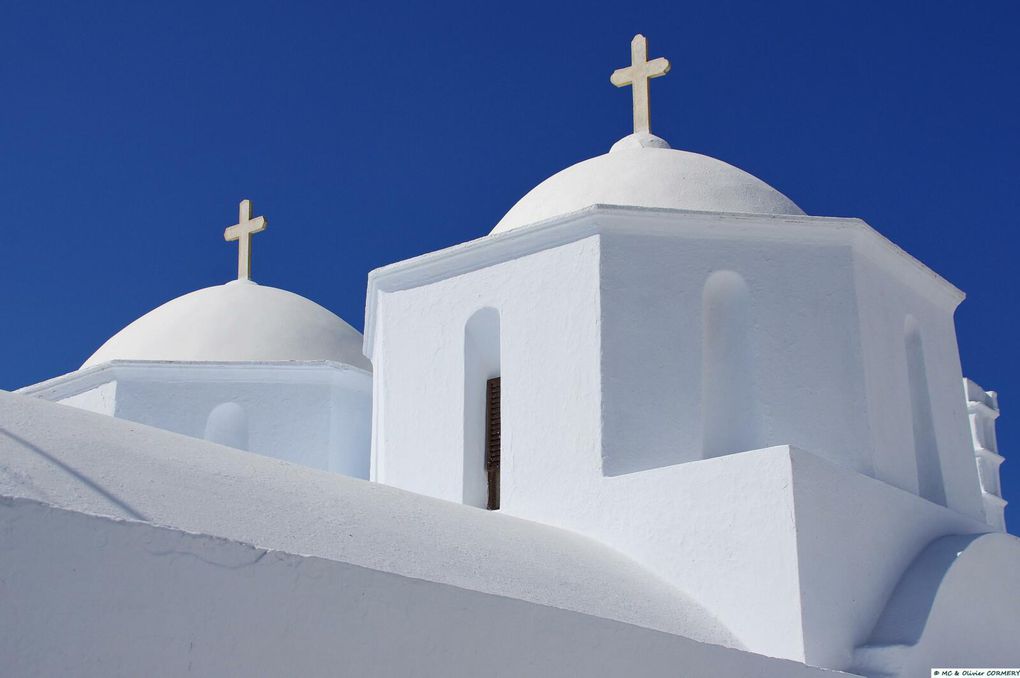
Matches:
[492,133,804,234]
[83,280,370,370]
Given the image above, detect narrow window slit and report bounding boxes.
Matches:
[485,377,501,510]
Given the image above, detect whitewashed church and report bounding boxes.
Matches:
[2,35,1017,677]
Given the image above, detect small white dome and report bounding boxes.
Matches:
[492,133,804,234]
[83,280,370,370]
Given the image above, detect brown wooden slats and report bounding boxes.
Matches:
[485,377,501,510]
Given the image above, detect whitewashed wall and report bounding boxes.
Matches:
[599,231,870,475]
[0,497,840,678]
[370,209,982,515]
[372,235,603,507]
[852,249,981,515]
[22,362,372,478]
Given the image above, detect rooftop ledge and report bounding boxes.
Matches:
[18,359,372,401]
[363,204,965,360]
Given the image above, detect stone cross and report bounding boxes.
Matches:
[224,199,267,281]
[610,34,671,135]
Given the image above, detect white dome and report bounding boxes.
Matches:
[492,133,804,234]
[83,280,371,370]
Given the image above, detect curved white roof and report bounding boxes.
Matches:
[0,391,739,648]
[492,133,804,234]
[83,280,370,371]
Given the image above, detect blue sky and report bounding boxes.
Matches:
[1,1,1017,529]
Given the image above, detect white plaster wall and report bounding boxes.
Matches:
[0,497,841,678]
[116,377,332,461]
[852,252,983,519]
[789,446,990,671]
[41,364,373,479]
[371,209,977,510]
[600,232,870,475]
[0,391,741,645]
[373,236,603,510]
[594,447,807,661]
[329,383,372,478]
[375,410,992,667]
[57,380,116,415]
[575,445,992,668]
[374,225,874,505]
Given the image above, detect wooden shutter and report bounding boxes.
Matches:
[485,377,501,510]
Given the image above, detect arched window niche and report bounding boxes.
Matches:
[702,270,759,459]
[204,401,250,451]
[463,307,501,509]
[904,315,947,506]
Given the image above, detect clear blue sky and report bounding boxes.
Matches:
[2,1,1018,529]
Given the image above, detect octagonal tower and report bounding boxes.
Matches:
[365,128,992,668]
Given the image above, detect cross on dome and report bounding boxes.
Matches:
[223,199,267,281]
[610,34,671,135]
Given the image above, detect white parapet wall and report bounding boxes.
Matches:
[0,497,845,678]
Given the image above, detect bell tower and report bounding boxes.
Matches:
[364,35,991,669]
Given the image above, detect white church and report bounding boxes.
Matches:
[2,35,1017,677]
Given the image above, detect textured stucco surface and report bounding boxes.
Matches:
[21,361,373,478]
[0,497,843,678]
[0,391,734,646]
